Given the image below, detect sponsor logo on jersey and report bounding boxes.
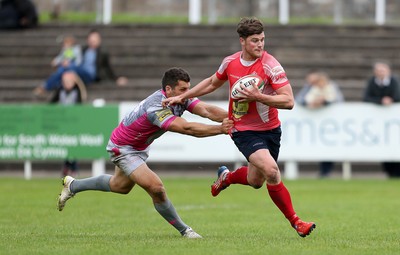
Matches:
[229,74,241,79]
[155,109,173,122]
[232,101,249,120]
[270,66,284,76]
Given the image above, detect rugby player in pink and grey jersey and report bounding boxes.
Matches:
[163,17,316,238]
[57,67,233,238]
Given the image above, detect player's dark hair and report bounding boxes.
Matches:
[162,67,191,91]
[237,17,264,38]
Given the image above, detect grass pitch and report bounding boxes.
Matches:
[0,176,399,255]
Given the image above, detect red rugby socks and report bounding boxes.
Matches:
[226,166,249,185]
[267,181,298,225]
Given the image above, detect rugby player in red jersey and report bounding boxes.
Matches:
[163,17,316,237]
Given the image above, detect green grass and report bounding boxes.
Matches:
[0,177,399,255]
[39,12,377,25]
[38,12,332,25]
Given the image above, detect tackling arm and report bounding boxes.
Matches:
[167,116,232,137]
[191,101,228,122]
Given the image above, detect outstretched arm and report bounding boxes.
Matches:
[191,101,228,122]
[163,74,225,106]
[166,116,233,137]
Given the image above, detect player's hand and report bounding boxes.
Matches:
[220,118,234,134]
[162,96,184,107]
[238,83,261,102]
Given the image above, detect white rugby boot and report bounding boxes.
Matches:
[182,227,202,239]
[57,176,75,211]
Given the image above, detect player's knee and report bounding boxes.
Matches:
[252,184,263,189]
[148,183,167,201]
[118,187,132,194]
[113,185,132,194]
[110,179,133,194]
[249,179,264,189]
[265,166,280,184]
[247,174,265,188]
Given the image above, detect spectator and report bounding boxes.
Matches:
[296,71,344,177]
[81,29,128,86]
[0,0,38,29]
[34,30,128,96]
[51,35,82,69]
[50,72,87,177]
[50,72,86,105]
[363,62,400,105]
[363,62,400,178]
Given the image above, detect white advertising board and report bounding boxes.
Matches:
[119,102,400,163]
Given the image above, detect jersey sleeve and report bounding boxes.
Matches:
[216,52,241,81]
[147,105,177,130]
[262,53,290,90]
[186,97,201,113]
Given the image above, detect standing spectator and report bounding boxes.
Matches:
[363,62,400,178]
[163,17,316,238]
[50,72,87,177]
[363,62,400,105]
[34,30,128,96]
[0,0,38,29]
[295,71,344,177]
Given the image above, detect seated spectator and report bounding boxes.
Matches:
[34,29,128,96]
[34,35,83,96]
[363,61,400,178]
[0,0,38,29]
[50,72,86,105]
[50,72,87,177]
[296,71,344,178]
[51,35,82,69]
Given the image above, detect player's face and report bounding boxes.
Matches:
[240,32,265,60]
[166,80,190,98]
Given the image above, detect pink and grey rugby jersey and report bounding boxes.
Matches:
[110,89,200,150]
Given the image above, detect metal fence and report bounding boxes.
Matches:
[34,0,400,25]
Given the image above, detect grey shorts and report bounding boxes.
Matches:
[106,140,149,176]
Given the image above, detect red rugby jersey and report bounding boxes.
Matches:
[216,51,289,132]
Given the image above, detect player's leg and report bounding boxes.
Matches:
[130,163,201,238]
[108,166,136,193]
[211,131,256,196]
[211,164,250,197]
[249,148,315,237]
[67,165,135,195]
[57,166,135,211]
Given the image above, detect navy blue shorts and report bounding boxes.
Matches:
[231,126,281,162]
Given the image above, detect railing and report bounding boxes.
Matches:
[42,0,397,25]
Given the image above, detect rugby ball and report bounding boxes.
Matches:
[230,74,264,99]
